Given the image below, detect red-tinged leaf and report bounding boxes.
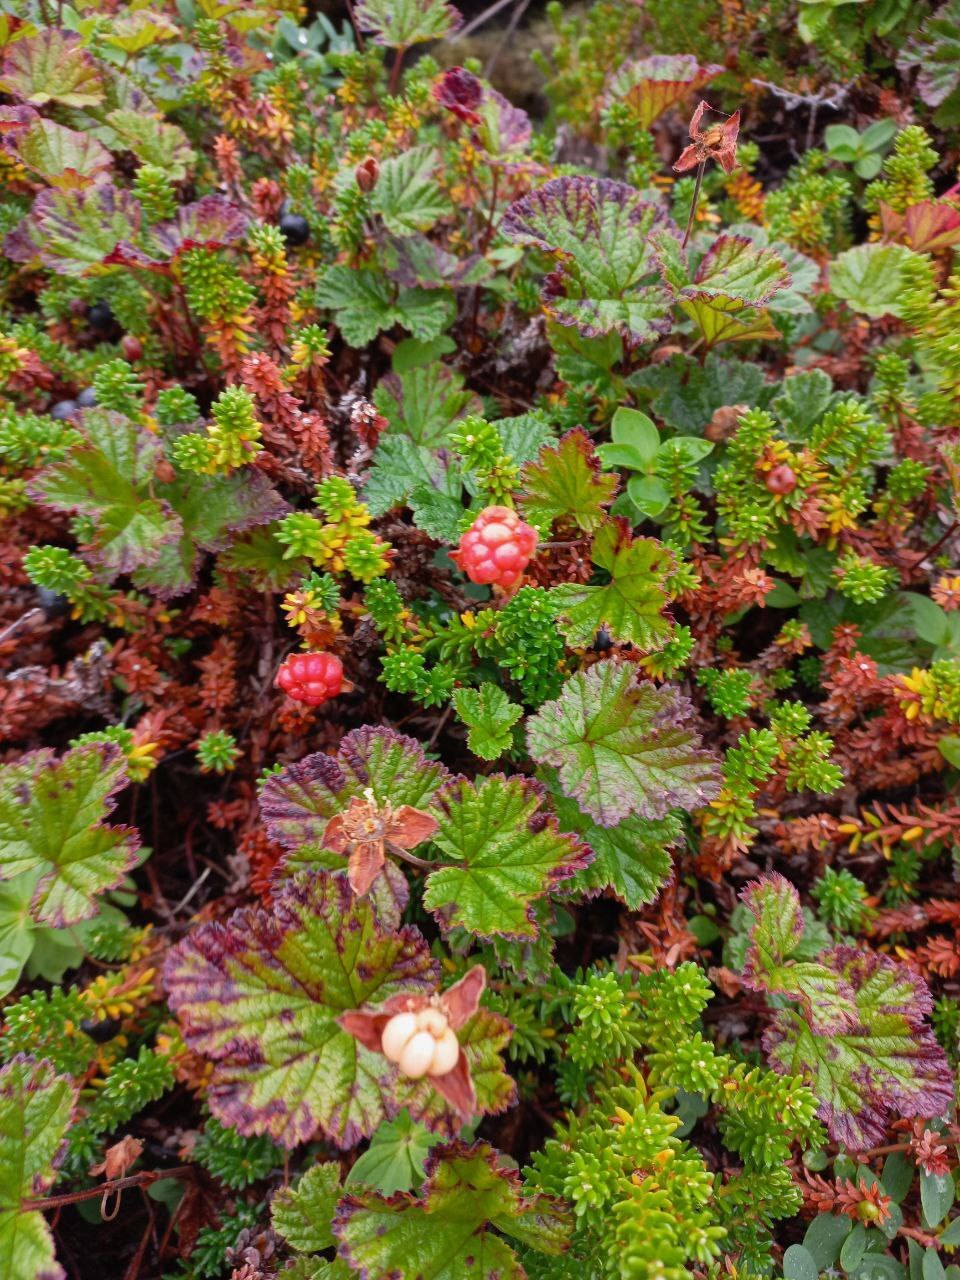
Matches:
[880,199,960,253]
[164,871,438,1149]
[519,427,618,534]
[4,184,142,276]
[502,176,677,341]
[607,54,722,130]
[0,28,103,107]
[12,116,112,190]
[151,195,249,258]
[333,1141,570,1279]
[0,104,39,142]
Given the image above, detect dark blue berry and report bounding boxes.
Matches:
[279,213,310,246]
[76,386,98,408]
[87,301,116,334]
[50,399,78,420]
[36,586,70,618]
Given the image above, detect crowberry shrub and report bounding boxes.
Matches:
[451,506,539,589]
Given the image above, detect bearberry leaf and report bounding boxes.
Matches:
[607,54,722,129]
[333,1141,570,1279]
[0,1056,77,1280]
[422,775,591,939]
[272,1161,342,1253]
[550,519,674,650]
[0,743,139,928]
[519,427,618,534]
[355,0,461,48]
[164,871,437,1149]
[316,267,451,346]
[372,146,451,237]
[0,28,103,107]
[526,664,721,827]
[259,727,453,852]
[502,177,675,340]
[741,876,954,1149]
[5,184,142,277]
[30,411,183,576]
[550,792,682,909]
[451,685,523,761]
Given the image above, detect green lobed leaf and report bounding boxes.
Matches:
[13,117,112,190]
[607,54,721,129]
[0,28,103,106]
[164,870,438,1149]
[5,183,142,277]
[30,411,182,576]
[526,664,721,828]
[354,0,461,48]
[372,363,480,448]
[345,1111,436,1195]
[333,1141,570,1278]
[830,243,921,319]
[372,147,451,237]
[451,686,523,761]
[315,268,451,346]
[272,1161,342,1253]
[520,427,618,534]
[0,743,139,928]
[502,176,675,341]
[550,519,674,650]
[423,775,591,939]
[0,1055,77,1280]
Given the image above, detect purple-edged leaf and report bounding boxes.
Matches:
[4,183,142,276]
[0,743,139,927]
[333,1141,570,1278]
[30,410,182,577]
[550,792,682,910]
[526,664,721,828]
[259,727,454,850]
[764,948,954,1150]
[164,871,438,1149]
[502,177,676,341]
[478,89,532,158]
[897,1,960,108]
[0,1056,77,1280]
[102,110,196,182]
[0,29,103,107]
[607,54,722,129]
[550,519,674,650]
[355,0,461,48]
[685,235,791,305]
[13,117,112,190]
[151,195,249,258]
[131,469,289,599]
[519,427,618,534]
[740,873,855,1035]
[422,774,592,940]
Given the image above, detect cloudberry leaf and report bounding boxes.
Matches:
[741,877,954,1148]
[372,363,479,448]
[30,411,182,576]
[345,1111,435,1195]
[272,1161,342,1252]
[660,233,790,347]
[101,109,196,181]
[0,1057,76,1280]
[830,243,920,319]
[316,267,451,346]
[897,2,960,107]
[372,146,451,237]
[519,427,618,534]
[164,871,437,1149]
[5,183,142,276]
[526,664,721,827]
[355,0,461,48]
[13,117,112,190]
[422,774,591,939]
[333,1141,570,1279]
[0,28,103,107]
[607,54,722,129]
[502,177,675,340]
[550,519,674,650]
[259,727,453,852]
[0,743,139,928]
[550,791,682,909]
[151,195,249,258]
[451,685,523,761]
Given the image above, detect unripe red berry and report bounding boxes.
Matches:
[121,334,143,362]
[275,651,344,706]
[355,156,380,193]
[764,464,798,495]
[451,505,538,590]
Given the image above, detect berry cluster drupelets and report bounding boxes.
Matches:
[275,652,344,706]
[380,1007,460,1079]
[451,505,538,590]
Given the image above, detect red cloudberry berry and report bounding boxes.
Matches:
[451,505,538,590]
[275,652,345,706]
[765,464,798,495]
